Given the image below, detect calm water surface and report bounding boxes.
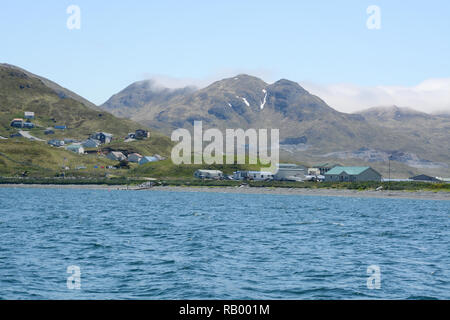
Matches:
[0,188,448,299]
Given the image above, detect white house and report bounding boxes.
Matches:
[233,171,273,181]
[194,170,223,179]
[274,163,307,181]
[66,144,85,154]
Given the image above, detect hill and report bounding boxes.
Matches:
[0,64,176,177]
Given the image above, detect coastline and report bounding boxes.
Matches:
[1,184,449,201]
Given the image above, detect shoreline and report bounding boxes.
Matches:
[1,184,449,200]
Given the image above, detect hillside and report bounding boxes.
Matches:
[0,64,173,145]
[100,75,450,177]
[0,63,98,110]
[0,64,175,177]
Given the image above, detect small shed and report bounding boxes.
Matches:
[66,144,85,154]
[24,112,35,119]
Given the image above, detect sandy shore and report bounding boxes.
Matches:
[1,184,449,200]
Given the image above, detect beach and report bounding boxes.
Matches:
[1,184,449,201]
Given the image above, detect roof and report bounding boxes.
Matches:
[140,156,158,162]
[313,163,340,168]
[247,171,274,175]
[12,118,23,122]
[24,111,34,115]
[277,163,303,168]
[110,151,125,156]
[196,170,223,174]
[66,144,83,149]
[325,166,371,176]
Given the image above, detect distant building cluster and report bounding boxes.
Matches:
[193,163,386,182]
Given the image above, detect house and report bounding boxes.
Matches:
[82,139,101,148]
[247,171,274,181]
[24,111,35,119]
[311,163,341,175]
[274,163,307,181]
[127,153,143,163]
[135,129,150,139]
[66,144,85,154]
[107,151,127,161]
[324,166,382,182]
[139,156,159,165]
[233,171,274,181]
[23,122,35,129]
[90,132,113,144]
[48,139,65,147]
[308,168,321,176]
[10,118,24,128]
[410,174,440,182]
[44,129,55,135]
[194,170,223,179]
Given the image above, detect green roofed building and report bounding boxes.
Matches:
[324,166,382,182]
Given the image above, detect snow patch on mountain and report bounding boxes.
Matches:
[260,89,267,110]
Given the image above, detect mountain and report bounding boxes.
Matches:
[100,75,450,177]
[102,74,381,149]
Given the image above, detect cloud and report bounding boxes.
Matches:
[136,71,450,115]
[301,78,450,114]
[138,68,278,90]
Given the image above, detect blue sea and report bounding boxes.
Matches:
[0,187,448,300]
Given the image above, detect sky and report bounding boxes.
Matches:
[1,0,449,113]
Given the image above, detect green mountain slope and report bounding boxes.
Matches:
[0,64,174,177]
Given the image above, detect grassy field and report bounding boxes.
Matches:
[0,139,123,177]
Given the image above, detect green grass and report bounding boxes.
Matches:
[0,139,118,177]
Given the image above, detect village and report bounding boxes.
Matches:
[6,111,450,184]
[8,111,166,170]
[194,161,449,184]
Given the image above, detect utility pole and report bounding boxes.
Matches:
[388,155,391,189]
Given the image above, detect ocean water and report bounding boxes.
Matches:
[0,187,448,300]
